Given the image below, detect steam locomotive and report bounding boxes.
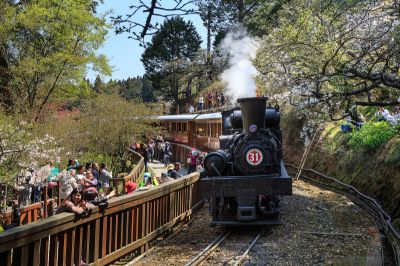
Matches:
[200,97,292,225]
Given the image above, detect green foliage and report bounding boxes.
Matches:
[246,0,288,37]
[0,114,30,182]
[320,123,351,154]
[74,152,113,168]
[0,0,111,117]
[91,75,155,102]
[384,139,400,166]
[141,17,201,106]
[37,94,160,172]
[348,122,397,151]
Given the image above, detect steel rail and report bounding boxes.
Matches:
[232,230,263,266]
[185,229,231,266]
[125,208,200,266]
[285,163,400,265]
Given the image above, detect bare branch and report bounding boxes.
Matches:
[345,68,400,89]
[112,0,198,46]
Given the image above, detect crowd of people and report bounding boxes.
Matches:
[376,106,400,125]
[342,105,400,132]
[1,135,206,232]
[126,138,206,195]
[196,91,225,111]
[130,137,175,171]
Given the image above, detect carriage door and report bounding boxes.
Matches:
[188,121,195,147]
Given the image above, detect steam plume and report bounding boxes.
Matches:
[220,26,258,102]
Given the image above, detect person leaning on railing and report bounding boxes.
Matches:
[56,188,94,216]
[168,163,182,179]
[137,172,159,191]
[125,181,137,194]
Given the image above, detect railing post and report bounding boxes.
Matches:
[114,181,119,196]
[57,180,61,207]
[43,185,48,218]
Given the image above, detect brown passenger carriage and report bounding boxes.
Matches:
[158,113,222,152]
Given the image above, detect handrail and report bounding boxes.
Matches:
[111,149,144,195]
[285,163,400,265]
[0,172,202,265]
[0,149,146,225]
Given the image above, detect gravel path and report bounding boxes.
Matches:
[132,180,379,265]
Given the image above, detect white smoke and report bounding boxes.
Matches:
[220,26,259,102]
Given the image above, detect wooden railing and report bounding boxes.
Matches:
[0,172,202,266]
[170,142,195,168]
[0,149,144,225]
[1,184,59,226]
[110,149,145,195]
[124,150,145,183]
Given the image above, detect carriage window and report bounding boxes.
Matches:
[178,123,182,132]
[217,123,221,137]
[197,123,205,136]
[172,122,177,132]
[183,123,187,132]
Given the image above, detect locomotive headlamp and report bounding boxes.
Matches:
[249,124,258,133]
[204,150,228,176]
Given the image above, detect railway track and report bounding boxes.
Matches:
[129,178,380,265]
[184,228,263,266]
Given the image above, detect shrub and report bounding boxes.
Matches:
[384,138,400,166]
[348,122,397,151]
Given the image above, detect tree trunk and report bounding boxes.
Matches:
[237,0,245,23]
[207,4,211,54]
[0,50,13,109]
[206,4,213,82]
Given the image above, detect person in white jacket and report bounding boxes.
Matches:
[59,170,79,201]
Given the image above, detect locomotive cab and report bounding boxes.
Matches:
[200,97,292,225]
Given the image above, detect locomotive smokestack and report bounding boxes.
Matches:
[237,97,268,135]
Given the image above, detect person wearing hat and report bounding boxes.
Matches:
[167,163,181,179]
[139,172,159,187]
[166,164,174,173]
[138,172,150,188]
[125,181,137,194]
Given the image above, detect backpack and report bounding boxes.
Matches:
[165,144,172,156]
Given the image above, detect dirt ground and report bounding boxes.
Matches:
[132,180,379,265]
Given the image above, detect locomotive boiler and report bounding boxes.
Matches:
[200,97,292,225]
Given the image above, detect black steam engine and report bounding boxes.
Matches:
[200,97,292,225]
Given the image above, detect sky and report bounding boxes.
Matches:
[87,1,207,82]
